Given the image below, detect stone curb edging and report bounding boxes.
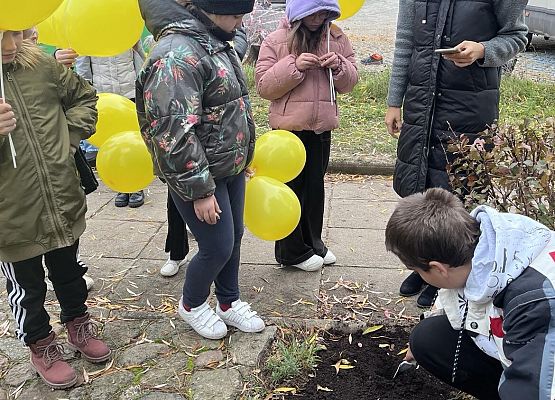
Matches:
[328,159,395,176]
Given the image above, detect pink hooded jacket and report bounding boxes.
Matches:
[255,19,358,133]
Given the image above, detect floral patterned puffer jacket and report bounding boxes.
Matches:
[136,6,255,201]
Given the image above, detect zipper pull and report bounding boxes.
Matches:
[6,71,13,82]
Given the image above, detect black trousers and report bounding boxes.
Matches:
[410,315,504,400]
[275,130,331,265]
[0,241,88,345]
[165,189,190,261]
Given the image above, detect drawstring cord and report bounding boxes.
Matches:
[452,301,469,384]
[327,22,336,105]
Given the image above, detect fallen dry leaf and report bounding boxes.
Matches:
[317,385,334,392]
[362,325,384,335]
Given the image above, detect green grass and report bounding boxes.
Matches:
[245,65,555,162]
[265,337,321,384]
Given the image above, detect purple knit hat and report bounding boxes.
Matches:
[285,0,341,23]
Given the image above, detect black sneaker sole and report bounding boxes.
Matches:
[399,288,424,297]
[128,201,145,208]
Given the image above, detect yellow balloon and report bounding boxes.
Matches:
[251,130,306,183]
[65,0,144,57]
[244,177,301,241]
[0,0,63,31]
[89,93,140,148]
[37,11,70,49]
[337,0,365,21]
[96,131,155,193]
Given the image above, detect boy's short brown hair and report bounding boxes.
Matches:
[385,188,480,271]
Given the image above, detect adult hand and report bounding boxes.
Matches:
[193,195,221,225]
[55,48,79,68]
[295,53,320,71]
[245,167,255,179]
[385,106,402,138]
[443,41,485,68]
[320,52,341,70]
[0,101,17,136]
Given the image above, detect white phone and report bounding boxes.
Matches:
[434,47,461,54]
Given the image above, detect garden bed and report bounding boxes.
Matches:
[296,326,455,400]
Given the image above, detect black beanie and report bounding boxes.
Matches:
[192,0,255,15]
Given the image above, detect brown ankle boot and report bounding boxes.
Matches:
[29,332,77,389]
[65,313,111,363]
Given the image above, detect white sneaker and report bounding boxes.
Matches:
[83,274,94,291]
[323,249,336,265]
[160,251,196,277]
[216,300,265,333]
[46,274,94,291]
[178,298,227,340]
[291,255,324,272]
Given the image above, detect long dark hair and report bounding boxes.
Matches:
[287,20,325,55]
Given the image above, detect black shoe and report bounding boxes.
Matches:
[417,285,439,309]
[115,193,129,207]
[128,191,145,208]
[399,272,425,297]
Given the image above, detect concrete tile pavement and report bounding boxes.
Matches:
[0,175,422,399]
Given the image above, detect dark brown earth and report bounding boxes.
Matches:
[297,326,456,400]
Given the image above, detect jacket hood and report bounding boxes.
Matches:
[139,0,227,53]
[139,0,190,38]
[285,0,340,23]
[465,206,552,304]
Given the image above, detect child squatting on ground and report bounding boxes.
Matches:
[255,0,358,272]
[0,31,111,389]
[385,188,555,400]
[136,0,265,340]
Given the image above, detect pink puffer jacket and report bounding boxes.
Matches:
[255,19,358,133]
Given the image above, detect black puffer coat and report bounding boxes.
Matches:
[394,0,502,198]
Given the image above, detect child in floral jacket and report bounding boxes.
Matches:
[136,0,264,340]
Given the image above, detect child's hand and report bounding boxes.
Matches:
[320,52,341,70]
[385,106,402,138]
[443,41,485,68]
[404,346,415,363]
[194,195,222,225]
[295,53,320,71]
[0,101,17,136]
[55,48,79,68]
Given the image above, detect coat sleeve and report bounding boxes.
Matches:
[75,56,93,82]
[479,0,528,67]
[333,34,358,94]
[498,298,555,400]
[56,60,98,149]
[139,56,215,202]
[255,37,306,100]
[233,26,249,61]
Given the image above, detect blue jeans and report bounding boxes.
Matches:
[79,140,98,154]
[170,172,245,308]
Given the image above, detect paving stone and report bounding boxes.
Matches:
[0,338,28,361]
[321,266,420,319]
[240,231,277,265]
[10,379,68,400]
[331,179,399,202]
[229,326,277,367]
[329,199,397,230]
[191,368,242,400]
[238,264,321,319]
[86,191,115,218]
[3,362,35,386]
[68,385,91,400]
[326,227,401,269]
[89,370,134,399]
[119,384,143,400]
[103,319,148,349]
[194,349,224,368]
[140,393,186,400]
[120,343,171,367]
[0,389,7,400]
[140,352,191,389]
[92,191,167,223]
[80,219,162,259]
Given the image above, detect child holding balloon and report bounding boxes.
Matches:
[0,31,111,389]
[137,0,265,340]
[255,0,358,271]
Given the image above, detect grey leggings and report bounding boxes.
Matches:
[170,172,245,308]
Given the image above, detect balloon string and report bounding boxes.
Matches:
[327,23,336,105]
[0,31,17,169]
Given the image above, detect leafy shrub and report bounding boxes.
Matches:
[447,118,555,229]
